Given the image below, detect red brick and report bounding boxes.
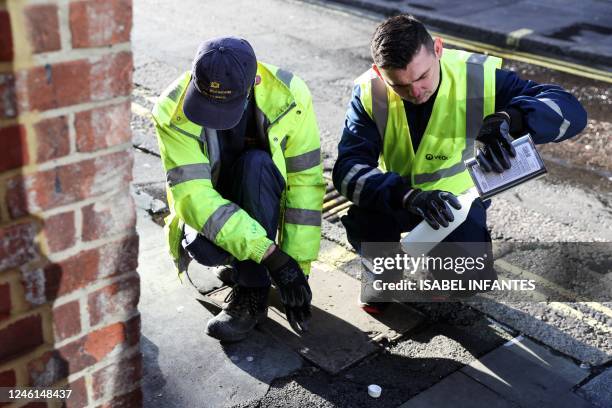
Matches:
[34,116,70,162]
[15,52,132,112]
[0,221,39,273]
[17,60,90,112]
[0,125,28,171]
[27,350,69,387]
[70,0,132,48]
[95,388,142,408]
[88,276,139,327]
[75,101,131,152]
[82,191,136,242]
[37,234,138,300]
[89,51,133,102]
[24,4,61,53]
[42,250,98,299]
[52,300,81,341]
[58,321,131,373]
[0,284,10,321]
[65,376,88,408]
[83,323,127,361]
[0,314,44,362]
[0,11,13,62]
[98,234,139,278]
[92,353,141,401]
[44,211,76,253]
[0,369,16,387]
[124,314,140,346]
[0,73,17,119]
[6,150,133,218]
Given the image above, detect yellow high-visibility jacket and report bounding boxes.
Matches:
[151,62,325,276]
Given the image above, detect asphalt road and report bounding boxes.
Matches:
[131,0,611,405]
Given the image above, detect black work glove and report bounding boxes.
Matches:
[262,247,312,333]
[476,112,517,173]
[404,189,462,230]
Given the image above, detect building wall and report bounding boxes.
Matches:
[0,0,141,406]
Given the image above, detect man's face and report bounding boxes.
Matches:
[374,38,443,105]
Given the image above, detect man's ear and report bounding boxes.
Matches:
[433,37,443,59]
[372,64,383,80]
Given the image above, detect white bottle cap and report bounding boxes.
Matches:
[368,384,382,398]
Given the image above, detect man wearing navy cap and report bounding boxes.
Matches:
[152,37,325,342]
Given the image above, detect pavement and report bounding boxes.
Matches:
[321,0,612,72]
[136,202,610,407]
[130,0,611,406]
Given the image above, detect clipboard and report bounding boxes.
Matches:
[465,134,547,200]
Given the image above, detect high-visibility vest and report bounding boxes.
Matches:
[356,49,502,195]
[151,62,325,276]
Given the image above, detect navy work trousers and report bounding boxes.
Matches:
[182,150,285,288]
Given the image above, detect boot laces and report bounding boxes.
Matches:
[224,286,267,317]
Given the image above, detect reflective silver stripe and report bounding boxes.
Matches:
[202,202,240,241]
[352,168,382,205]
[284,208,321,227]
[276,68,294,88]
[280,135,288,152]
[166,163,211,187]
[414,161,469,184]
[465,53,487,143]
[286,148,321,173]
[169,123,199,140]
[371,77,388,140]
[204,128,221,186]
[414,53,487,185]
[539,98,571,141]
[340,163,369,197]
[167,82,183,102]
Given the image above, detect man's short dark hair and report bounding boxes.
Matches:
[371,14,434,69]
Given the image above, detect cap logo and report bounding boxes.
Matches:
[210,81,220,89]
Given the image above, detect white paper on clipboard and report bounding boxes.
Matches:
[465,134,547,199]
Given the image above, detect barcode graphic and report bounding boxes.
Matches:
[522,145,532,158]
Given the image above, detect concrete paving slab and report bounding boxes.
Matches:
[461,336,593,408]
[398,371,518,408]
[501,336,589,384]
[133,149,166,185]
[244,304,514,407]
[576,367,612,408]
[137,211,303,407]
[207,261,424,374]
[467,299,611,366]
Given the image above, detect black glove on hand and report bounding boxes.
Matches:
[476,112,516,173]
[404,189,462,230]
[262,247,312,333]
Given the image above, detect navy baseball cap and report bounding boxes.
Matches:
[183,37,257,130]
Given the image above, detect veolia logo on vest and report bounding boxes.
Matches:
[425,153,449,160]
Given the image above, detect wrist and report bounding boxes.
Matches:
[392,181,413,209]
[261,246,289,271]
[262,243,276,261]
[402,188,421,208]
[501,107,524,136]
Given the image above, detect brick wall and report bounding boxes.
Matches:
[0,0,141,407]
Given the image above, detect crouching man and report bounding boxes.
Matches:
[152,37,325,341]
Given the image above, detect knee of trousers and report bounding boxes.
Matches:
[237,150,276,172]
[235,150,284,187]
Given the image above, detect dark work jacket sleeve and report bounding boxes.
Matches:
[494,68,587,144]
